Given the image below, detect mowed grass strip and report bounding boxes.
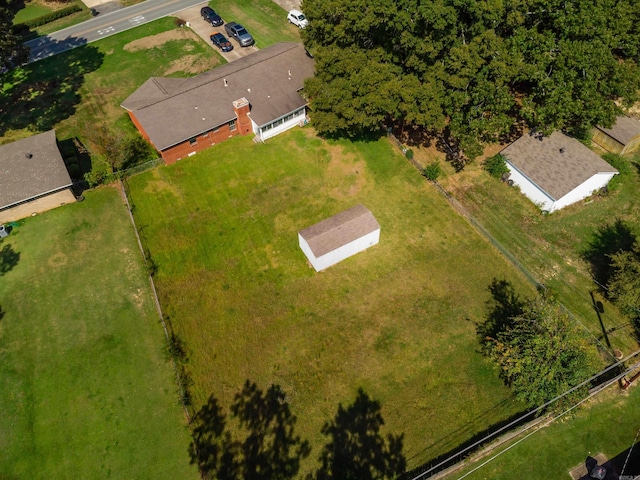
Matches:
[440,157,640,354]
[0,187,197,478]
[126,129,536,470]
[450,385,640,480]
[207,0,301,47]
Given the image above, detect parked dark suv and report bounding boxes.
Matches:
[200,6,223,27]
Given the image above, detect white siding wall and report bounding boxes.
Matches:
[507,162,618,212]
[506,162,555,211]
[254,108,306,141]
[299,229,380,272]
[553,172,618,211]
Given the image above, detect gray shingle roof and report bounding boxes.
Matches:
[299,205,380,258]
[0,130,72,210]
[121,43,314,150]
[596,115,640,145]
[501,131,618,200]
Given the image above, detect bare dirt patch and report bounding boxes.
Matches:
[123,28,201,52]
[164,54,217,75]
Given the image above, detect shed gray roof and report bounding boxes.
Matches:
[596,115,640,145]
[299,205,380,258]
[0,130,72,210]
[501,131,618,201]
[121,42,315,150]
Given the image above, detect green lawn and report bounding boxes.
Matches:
[13,2,54,24]
[207,0,301,47]
[0,187,197,478]
[450,384,640,480]
[125,129,539,472]
[1,18,220,151]
[439,154,640,355]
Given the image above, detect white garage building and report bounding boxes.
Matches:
[501,131,618,213]
[298,205,380,272]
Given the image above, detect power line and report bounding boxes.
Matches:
[620,425,640,477]
[455,360,640,480]
[408,350,640,480]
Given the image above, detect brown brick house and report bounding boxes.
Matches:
[121,42,315,164]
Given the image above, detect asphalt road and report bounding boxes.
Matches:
[26,0,205,62]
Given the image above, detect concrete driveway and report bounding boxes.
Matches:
[175,3,258,62]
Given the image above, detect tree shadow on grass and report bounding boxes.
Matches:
[309,388,406,480]
[0,38,104,136]
[582,220,637,290]
[189,381,310,480]
[0,243,20,276]
[475,278,526,350]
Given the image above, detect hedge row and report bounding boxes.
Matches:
[13,4,82,31]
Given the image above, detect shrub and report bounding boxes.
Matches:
[424,161,441,181]
[484,154,509,179]
[602,153,631,192]
[84,169,117,187]
[67,164,81,179]
[15,4,82,29]
[405,148,414,160]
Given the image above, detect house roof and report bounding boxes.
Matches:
[299,205,380,258]
[0,130,72,210]
[596,115,640,145]
[501,131,618,201]
[121,42,315,150]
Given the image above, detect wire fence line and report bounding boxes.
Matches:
[387,134,618,356]
[118,179,193,425]
[406,350,640,480]
[385,134,635,478]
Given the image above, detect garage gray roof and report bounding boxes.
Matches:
[0,130,72,210]
[121,42,314,150]
[299,205,380,258]
[501,131,618,200]
[596,115,640,145]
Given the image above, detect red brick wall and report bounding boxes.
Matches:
[161,122,242,164]
[127,111,150,141]
[129,104,255,165]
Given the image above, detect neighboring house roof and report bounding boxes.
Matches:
[0,130,72,210]
[501,131,618,200]
[299,205,380,258]
[596,115,640,145]
[121,42,315,150]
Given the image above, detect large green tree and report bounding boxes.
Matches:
[607,244,640,326]
[302,0,640,159]
[483,294,596,409]
[0,7,28,71]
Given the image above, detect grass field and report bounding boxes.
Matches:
[125,128,541,472]
[449,384,640,480]
[207,0,301,47]
[0,187,197,478]
[1,18,220,149]
[438,153,640,355]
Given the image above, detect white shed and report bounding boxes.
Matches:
[501,131,618,213]
[298,205,380,272]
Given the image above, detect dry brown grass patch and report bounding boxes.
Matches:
[123,29,201,52]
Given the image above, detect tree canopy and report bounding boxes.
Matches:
[607,243,640,326]
[302,0,640,159]
[0,6,28,71]
[478,282,596,409]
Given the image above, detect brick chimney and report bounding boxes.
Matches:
[232,97,252,135]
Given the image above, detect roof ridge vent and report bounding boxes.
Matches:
[25,153,33,159]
